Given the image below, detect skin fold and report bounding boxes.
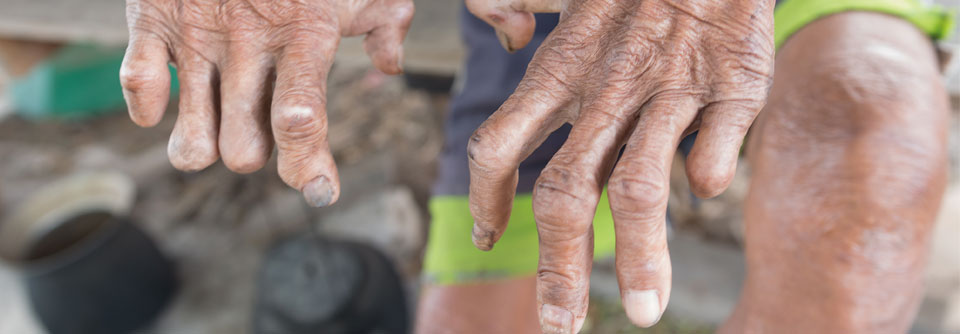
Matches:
[121,0,947,333]
[119,0,414,207]
[418,10,948,334]
[463,0,774,332]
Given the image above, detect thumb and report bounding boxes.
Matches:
[466,0,563,52]
[363,0,415,74]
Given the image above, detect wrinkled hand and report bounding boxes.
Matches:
[120,0,413,206]
[465,0,774,332]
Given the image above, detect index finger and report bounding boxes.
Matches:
[468,67,572,250]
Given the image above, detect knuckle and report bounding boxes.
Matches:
[609,165,668,215]
[604,44,649,79]
[533,167,598,228]
[119,63,166,93]
[466,126,511,175]
[273,106,326,144]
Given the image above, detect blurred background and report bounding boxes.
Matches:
[0,0,957,333]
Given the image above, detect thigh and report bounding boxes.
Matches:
[728,11,949,334]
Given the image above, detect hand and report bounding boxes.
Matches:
[120,0,414,206]
[465,0,774,332]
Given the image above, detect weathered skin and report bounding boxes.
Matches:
[121,0,948,333]
[463,0,774,331]
[416,277,541,333]
[418,10,948,334]
[723,12,948,334]
[120,0,414,207]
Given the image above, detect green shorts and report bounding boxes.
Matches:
[423,0,954,285]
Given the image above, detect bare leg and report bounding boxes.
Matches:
[722,12,949,334]
[416,277,541,333]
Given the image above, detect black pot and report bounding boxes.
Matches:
[254,235,409,334]
[17,211,177,334]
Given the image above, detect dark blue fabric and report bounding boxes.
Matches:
[432,9,564,196]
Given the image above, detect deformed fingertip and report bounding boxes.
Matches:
[687,162,735,199]
[495,29,516,53]
[471,223,495,251]
[303,176,335,207]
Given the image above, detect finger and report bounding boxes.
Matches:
[362,1,414,74]
[608,97,699,328]
[465,0,562,52]
[532,103,633,334]
[218,41,274,174]
[685,100,760,198]
[120,32,171,127]
[272,34,341,207]
[167,51,220,171]
[468,72,572,251]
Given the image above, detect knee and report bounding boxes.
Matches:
[746,12,951,265]
[752,13,950,187]
[757,12,949,147]
[735,13,951,333]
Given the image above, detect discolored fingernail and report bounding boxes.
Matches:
[495,29,516,53]
[302,176,334,207]
[471,223,494,251]
[624,289,662,328]
[540,304,573,334]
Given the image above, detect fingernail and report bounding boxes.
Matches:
[624,289,662,328]
[303,176,334,207]
[471,224,494,251]
[540,304,573,334]
[495,29,516,53]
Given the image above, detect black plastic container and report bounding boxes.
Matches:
[254,235,408,334]
[18,211,176,334]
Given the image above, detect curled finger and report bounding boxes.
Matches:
[272,33,341,207]
[468,74,572,251]
[685,100,761,198]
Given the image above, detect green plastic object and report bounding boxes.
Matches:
[8,44,179,120]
